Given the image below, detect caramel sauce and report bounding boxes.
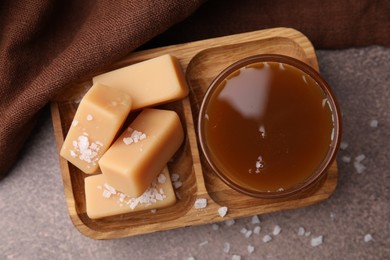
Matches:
[204,62,334,192]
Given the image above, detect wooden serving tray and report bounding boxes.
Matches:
[51,27,338,239]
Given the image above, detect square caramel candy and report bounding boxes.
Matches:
[92,54,188,109]
[85,167,176,219]
[99,108,184,197]
[60,83,132,173]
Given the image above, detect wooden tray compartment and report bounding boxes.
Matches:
[51,28,338,239]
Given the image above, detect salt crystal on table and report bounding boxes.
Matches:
[369,119,378,128]
[297,227,305,236]
[305,231,311,237]
[355,154,366,162]
[245,230,253,238]
[194,198,207,209]
[188,257,195,260]
[342,156,351,163]
[199,241,208,247]
[253,226,261,234]
[212,224,219,231]
[231,255,241,260]
[240,227,248,234]
[273,225,282,235]
[247,245,255,254]
[223,242,231,253]
[251,215,261,224]
[310,235,323,247]
[263,234,272,243]
[364,233,373,242]
[218,206,228,217]
[225,219,235,226]
[340,142,348,150]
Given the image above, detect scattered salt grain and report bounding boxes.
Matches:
[240,227,248,234]
[253,226,261,234]
[262,234,272,243]
[70,150,77,158]
[71,119,79,126]
[355,154,366,162]
[102,189,112,199]
[340,142,348,150]
[157,174,166,184]
[251,215,260,224]
[150,209,157,214]
[245,230,253,238]
[369,119,378,128]
[173,181,182,189]
[297,227,305,236]
[341,156,351,163]
[330,213,336,220]
[272,225,282,236]
[123,137,133,145]
[86,114,93,121]
[188,256,195,260]
[354,154,367,174]
[231,255,241,260]
[247,245,255,254]
[218,206,228,217]
[175,191,182,200]
[171,173,180,182]
[223,242,231,253]
[305,231,311,237]
[104,183,117,195]
[310,235,323,247]
[364,233,373,242]
[199,241,208,247]
[225,219,235,226]
[194,198,207,209]
[212,224,219,231]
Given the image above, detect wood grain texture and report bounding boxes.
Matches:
[51,28,338,239]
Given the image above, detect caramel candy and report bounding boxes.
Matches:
[92,54,188,110]
[99,108,184,197]
[85,167,176,219]
[60,83,132,173]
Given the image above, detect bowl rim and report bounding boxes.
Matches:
[197,54,342,199]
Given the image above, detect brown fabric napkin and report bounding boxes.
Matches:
[1,0,389,179]
[0,0,205,179]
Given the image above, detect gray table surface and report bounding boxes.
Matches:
[1,46,389,260]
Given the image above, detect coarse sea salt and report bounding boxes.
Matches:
[369,119,378,128]
[187,256,195,260]
[212,224,219,231]
[157,174,166,184]
[297,227,305,236]
[340,142,348,150]
[218,206,228,217]
[171,173,180,182]
[310,236,323,247]
[100,177,167,210]
[245,230,253,238]
[247,245,255,254]
[240,227,248,234]
[194,198,207,209]
[354,154,367,174]
[223,242,231,253]
[251,215,260,224]
[225,219,235,226]
[86,114,93,121]
[364,234,373,242]
[198,240,208,247]
[231,255,241,260]
[253,226,261,234]
[272,225,282,235]
[173,181,182,189]
[262,234,272,243]
[342,156,351,163]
